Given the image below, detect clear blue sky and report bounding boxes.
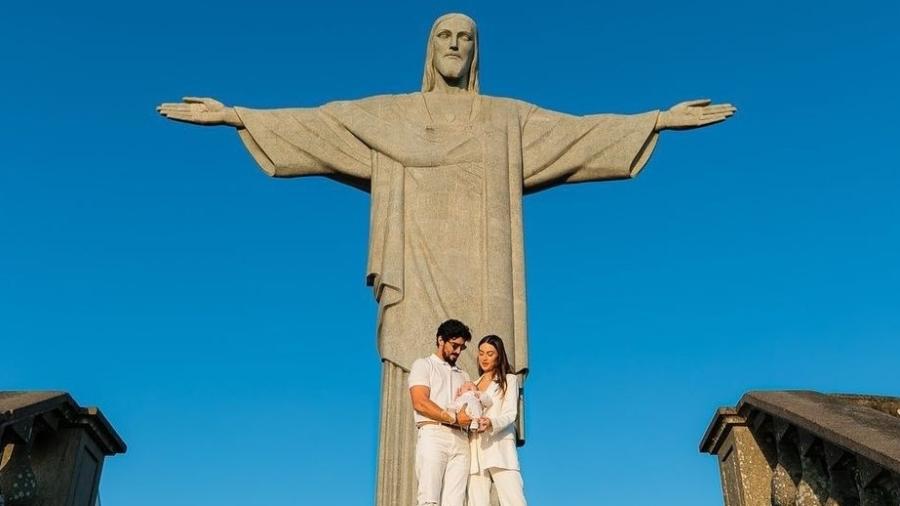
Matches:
[2,1,898,504]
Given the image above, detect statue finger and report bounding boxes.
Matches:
[700,116,728,126]
[701,109,733,119]
[161,110,185,120]
[682,98,712,107]
[708,111,735,121]
[703,104,734,113]
[704,106,736,116]
[159,106,192,117]
[158,103,186,111]
[163,111,198,122]
[708,109,735,118]
[184,97,224,110]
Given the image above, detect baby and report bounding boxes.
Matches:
[451,382,493,431]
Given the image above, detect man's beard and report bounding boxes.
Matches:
[444,353,459,366]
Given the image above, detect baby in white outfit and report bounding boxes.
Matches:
[451,382,493,431]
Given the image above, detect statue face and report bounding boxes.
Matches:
[430,16,475,83]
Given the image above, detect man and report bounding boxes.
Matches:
[157,13,735,503]
[408,319,475,506]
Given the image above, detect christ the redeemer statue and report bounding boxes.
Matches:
[158,13,735,504]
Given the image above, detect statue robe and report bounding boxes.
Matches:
[234,93,659,504]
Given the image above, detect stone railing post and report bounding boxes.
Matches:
[700,408,773,506]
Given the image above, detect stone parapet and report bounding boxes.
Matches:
[0,392,126,506]
[701,391,900,506]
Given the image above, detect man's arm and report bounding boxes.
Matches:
[410,386,472,427]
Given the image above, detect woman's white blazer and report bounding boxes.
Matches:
[470,373,520,473]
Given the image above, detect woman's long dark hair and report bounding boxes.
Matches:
[477,335,513,394]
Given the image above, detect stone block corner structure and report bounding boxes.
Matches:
[0,392,126,506]
[700,390,900,506]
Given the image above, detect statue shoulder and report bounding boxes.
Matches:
[482,95,537,113]
[321,92,419,116]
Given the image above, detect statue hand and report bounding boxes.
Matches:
[156,97,242,127]
[657,99,736,131]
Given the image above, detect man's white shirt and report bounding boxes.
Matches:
[408,354,471,424]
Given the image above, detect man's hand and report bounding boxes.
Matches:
[656,99,736,131]
[457,409,472,428]
[157,97,243,127]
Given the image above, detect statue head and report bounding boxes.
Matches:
[422,13,479,94]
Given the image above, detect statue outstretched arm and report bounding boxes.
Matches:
[521,106,660,192]
[156,96,374,185]
[521,98,736,192]
[157,97,244,128]
[655,99,736,131]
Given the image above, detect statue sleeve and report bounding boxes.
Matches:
[520,105,660,194]
[233,105,373,187]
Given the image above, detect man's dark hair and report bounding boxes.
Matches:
[436,319,472,344]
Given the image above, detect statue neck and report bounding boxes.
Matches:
[432,74,470,94]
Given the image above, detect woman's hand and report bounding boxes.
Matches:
[477,417,492,433]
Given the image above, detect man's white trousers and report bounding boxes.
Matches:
[415,425,470,506]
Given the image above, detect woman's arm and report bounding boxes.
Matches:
[486,374,519,435]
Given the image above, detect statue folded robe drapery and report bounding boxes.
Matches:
[234,92,659,504]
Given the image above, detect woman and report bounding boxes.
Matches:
[468,335,527,506]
